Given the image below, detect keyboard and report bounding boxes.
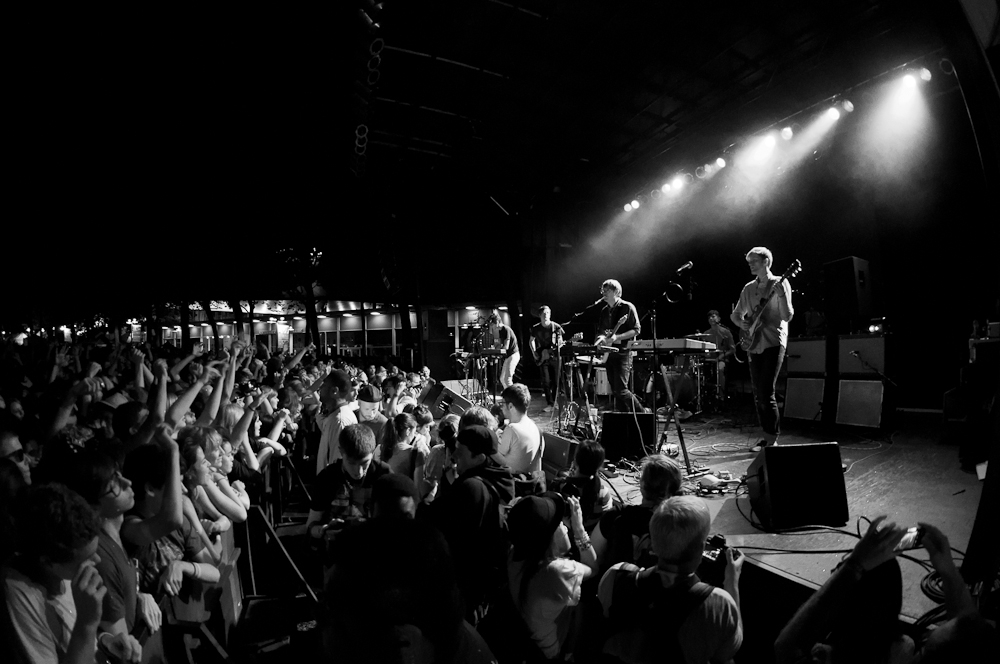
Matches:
[630,338,718,351]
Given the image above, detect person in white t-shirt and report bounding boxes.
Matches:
[498,383,542,475]
[315,370,358,475]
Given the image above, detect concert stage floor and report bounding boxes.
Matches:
[527,391,982,624]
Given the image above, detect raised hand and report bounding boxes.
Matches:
[848,515,907,572]
[191,342,205,358]
[54,348,70,368]
[917,522,952,568]
[72,561,106,628]
[129,347,146,366]
[71,377,104,399]
[154,358,170,379]
[87,361,103,378]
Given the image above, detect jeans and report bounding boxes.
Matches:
[539,358,558,404]
[500,352,520,388]
[606,350,644,412]
[748,345,785,437]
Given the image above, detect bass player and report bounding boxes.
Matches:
[529,305,565,413]
[596,279,645,413]
[731,247,794,452]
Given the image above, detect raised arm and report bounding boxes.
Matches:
[195,366,227,426]
[129,348,146,390]
[165,367,219,428]
[774,516,906,663]
[121,428,184,547]
[919,522,977,619]
[170,342,203,382]
[125,362,169,453]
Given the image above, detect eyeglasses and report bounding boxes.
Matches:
[1,448,25,464]
[100,471,128,499]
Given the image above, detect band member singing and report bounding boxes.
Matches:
[731,247,793,452]
[486,309,520,389]
[703,309,736,394]
[529,305,564,413]
[595,279,645,413]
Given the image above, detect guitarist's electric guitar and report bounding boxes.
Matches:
[738,260,802,351]
[534,332,583,365]
[595,315,629,363]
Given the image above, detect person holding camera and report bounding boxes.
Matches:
[775,517,997,663]
[307,424,391,543]
[599,495,743,664]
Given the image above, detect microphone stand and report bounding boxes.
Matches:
[851,352,898,388]
[648,295,693,474]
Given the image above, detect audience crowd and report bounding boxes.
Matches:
[0,332,993,663]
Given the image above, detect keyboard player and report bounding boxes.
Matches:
[595,279,646,413]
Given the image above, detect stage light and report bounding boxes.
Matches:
[902,74,916,87]
[344,313,354,317]
[631,199,640,208]
[650,189,661,199]
[370,311,380,316]
[781,127,793,140]
[318,315,327,319]
[919,67,931,82]
[465,306,477,310]
[624,203,632,211]
[498,306,508,311]
[671,176,684,190]
[825,107,840,120]
[843,100,854,112]
[660,183,671,193]
[293,316,303,320]
[716,157,726,168]
[695,165,707,179]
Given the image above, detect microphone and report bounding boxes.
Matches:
[586,298,604,308]
[675,261,693,273]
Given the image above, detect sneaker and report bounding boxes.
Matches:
[542,405,553,413]
[751,439,768,453]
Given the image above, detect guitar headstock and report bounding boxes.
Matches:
[781,259,803,282]
[570,332,583,342]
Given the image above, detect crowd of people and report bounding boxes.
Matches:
[0,332,994,663]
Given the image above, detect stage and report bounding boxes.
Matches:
[527,389,983,625]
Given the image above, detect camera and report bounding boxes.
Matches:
[698,533,741,587]
[895,526,925,551]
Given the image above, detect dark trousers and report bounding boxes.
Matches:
[540,358,558,404]
[606,351,644,413]
[748,344,785,436]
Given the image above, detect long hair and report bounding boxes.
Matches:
[381,413,416,462]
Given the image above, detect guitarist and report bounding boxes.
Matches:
[596,279,645,413]
[730,247,794,452]
[529,305,565,413]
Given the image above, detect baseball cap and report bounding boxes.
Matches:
[358,384,382,404]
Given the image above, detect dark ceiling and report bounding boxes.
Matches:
[5,1,979,322]
[351,0,942,219]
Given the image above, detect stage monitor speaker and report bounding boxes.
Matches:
[836,380,884,428]
[746,443,848,530]
[601,413,655,462]
[420,383,474,418]
[786,338,826,375]
[783,378,825,421]
[542,432,579,476]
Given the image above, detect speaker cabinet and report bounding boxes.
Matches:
[600,413,655,462]
[786,338,826,375]
[746,443,848,531]
[838,336,885,375]
[783,378,825,421]
[419,383,473,418]
[836,380,884,428]
[541,432,579,477]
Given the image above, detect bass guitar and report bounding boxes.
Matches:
[738,259,802,351]
[595,315,628,363]
[534,332,583,365]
